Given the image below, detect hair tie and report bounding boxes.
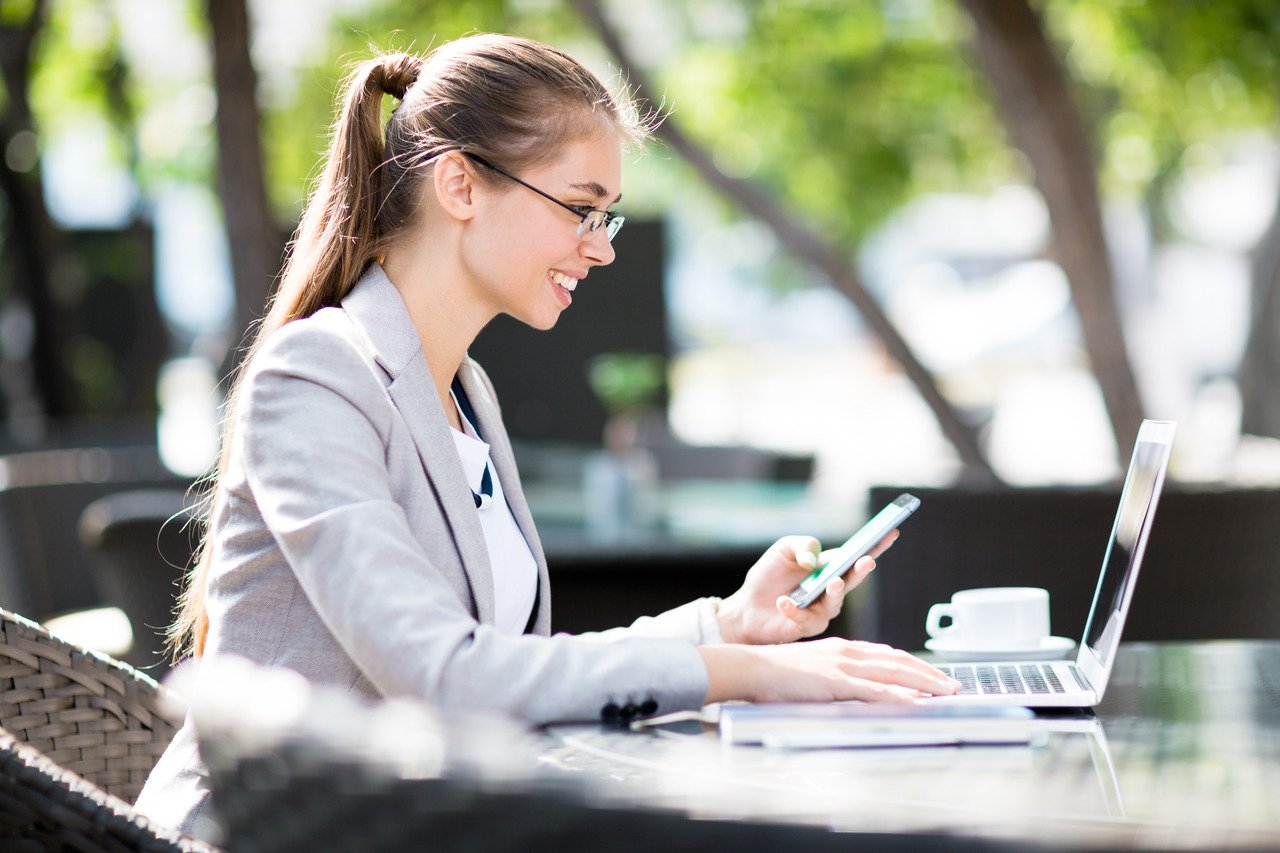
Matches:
[378,53,422,101]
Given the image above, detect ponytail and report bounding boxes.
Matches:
[168,53,422,659]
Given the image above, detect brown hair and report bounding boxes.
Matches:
[170,34,653,659]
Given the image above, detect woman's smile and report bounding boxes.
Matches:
[550,269,580,306]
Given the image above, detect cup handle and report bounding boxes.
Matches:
[926,603,955,638]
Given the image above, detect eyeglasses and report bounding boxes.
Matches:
[464,153,625,242]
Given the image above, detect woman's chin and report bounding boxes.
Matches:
[508,309,562,332]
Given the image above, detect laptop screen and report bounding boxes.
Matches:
[1081,431,1173,666]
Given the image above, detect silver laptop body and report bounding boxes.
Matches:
[928,419,1177,708]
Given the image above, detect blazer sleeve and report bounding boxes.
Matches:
[235,319,709,724]
[578,599,725,645]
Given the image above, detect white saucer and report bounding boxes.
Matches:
[924,635,1076,662]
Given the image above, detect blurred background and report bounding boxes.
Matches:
[3,0,1280,651]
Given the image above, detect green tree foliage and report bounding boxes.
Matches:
[13,0,1280,438]
[29,0,213,194]
[629,0,1279,253]
[653,1,1016,248]
[261,0,512,222]
[1048,0,1279,228]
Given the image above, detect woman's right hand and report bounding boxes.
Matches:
[698,637,959,705]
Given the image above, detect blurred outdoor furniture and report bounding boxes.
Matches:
[210,741,1021,852]
[855,483,1280,651]
[194,658,1021,853]
[0,606,208,850]
[0,446,188,621]
[80,489,201,676]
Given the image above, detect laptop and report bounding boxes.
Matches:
[928,419,1177,708]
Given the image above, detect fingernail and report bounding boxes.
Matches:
[798,551,817,567]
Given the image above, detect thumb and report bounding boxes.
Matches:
[792,536,821,570]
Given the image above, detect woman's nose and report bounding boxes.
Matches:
[581,226,616,267]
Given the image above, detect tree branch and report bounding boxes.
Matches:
[0,0,74,423]
[206,0,284,377]
[1238,148,1280,438]
[959,0,1146,457]
[571,0,999,483]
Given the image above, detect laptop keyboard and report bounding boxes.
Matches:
[938,663,1067,696]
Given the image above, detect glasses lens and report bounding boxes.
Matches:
[575,211,624,242]
[605,214,624,242]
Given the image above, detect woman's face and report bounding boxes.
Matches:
[462,125,622,331]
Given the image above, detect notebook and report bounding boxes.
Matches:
[927,419,1176,708]
[717,702,1036,748]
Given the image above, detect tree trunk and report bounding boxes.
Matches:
[205,0,281,375]
[0,0,74,425]
[1238,164,1280,439]
[959,0,1146,457]
[571,0,1000,483]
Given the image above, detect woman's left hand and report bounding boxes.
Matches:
[715,532,898,645]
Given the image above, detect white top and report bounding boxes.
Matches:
[449,395,538,635]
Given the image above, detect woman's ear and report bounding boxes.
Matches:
[433,152,478,223]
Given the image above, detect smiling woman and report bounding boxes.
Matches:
[133,33,956,842]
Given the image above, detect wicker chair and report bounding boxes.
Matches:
[0,607,212,850]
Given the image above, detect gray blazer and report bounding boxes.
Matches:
[136,264,716,838]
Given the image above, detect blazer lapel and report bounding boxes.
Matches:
[458,359,552,635]
[341,265,496,626]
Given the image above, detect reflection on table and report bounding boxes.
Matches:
[538,642,1280,850]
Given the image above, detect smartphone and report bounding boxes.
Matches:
[787,492,921,608]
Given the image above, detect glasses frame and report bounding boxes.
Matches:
[463,153,625,242]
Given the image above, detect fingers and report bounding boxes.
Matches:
[742,635,962,701]
[787,535,821,570]
[749,639,960,703]
[832,555,875,596]
[814,638,958,697]
[847,641,959,695]
[837,656,956,697]
[826,678,929,704]
[775,594,828,638]
[867,529,899,559]
[773,555,871,637]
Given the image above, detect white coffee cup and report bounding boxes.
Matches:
[925,587,1050,647]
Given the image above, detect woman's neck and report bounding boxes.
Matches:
[380,243,494,425]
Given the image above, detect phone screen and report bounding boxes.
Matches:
[788,493,920,607]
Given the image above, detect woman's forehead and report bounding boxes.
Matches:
[530,131,623,201]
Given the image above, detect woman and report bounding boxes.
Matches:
[137,33,956,837]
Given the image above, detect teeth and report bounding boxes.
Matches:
[551,271,578,292]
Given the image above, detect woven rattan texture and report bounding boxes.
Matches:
[0,608,181,803]
[0,729,212,852]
